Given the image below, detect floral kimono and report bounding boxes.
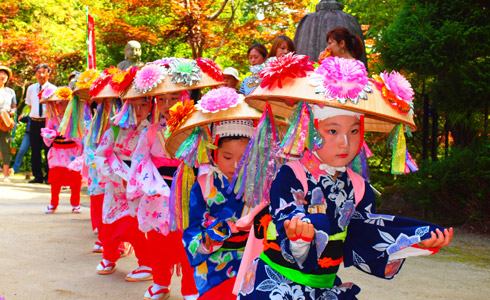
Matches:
[238,152,441,300]
[183,168,249,296]
[94,120,150,224]
[127,118,181,233]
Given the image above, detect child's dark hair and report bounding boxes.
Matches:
[326,27,364,60]
[247,44,268,60]
[217,135,249,148]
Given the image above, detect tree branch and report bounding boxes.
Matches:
[212,0,238,61]
[207,0,229,21]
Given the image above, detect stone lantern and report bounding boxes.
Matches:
[294,0,367,66]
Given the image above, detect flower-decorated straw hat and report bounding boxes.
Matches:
[89,66,124,101]
[39,86,73,104]
[122,57,224,99]
[246,53,416,133]
[246,53,418,174]
[165,87,263,158]
[73,69,99,101]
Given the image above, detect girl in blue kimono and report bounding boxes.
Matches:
[183,119,256,299]
[237,106,453,300]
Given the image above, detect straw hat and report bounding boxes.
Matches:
[39,87,73,104]
[121,58,224,100]
[0,65,13,82]
[246,55,416,132]
[74,69,99,101]
[165,101,264,158]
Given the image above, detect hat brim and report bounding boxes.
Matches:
[165,102,279,158]
[73,87,91,102]
[40,93,71,104]
[0,66,12,81]
[121,72,223,100]
[246,76,416,132]
[91,83,120,100]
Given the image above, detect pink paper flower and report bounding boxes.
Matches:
[380,71,414,102]
[40,87,56,100]
[310,56,370,104]
[196,87,242,113]
[133,64,165,93]
[260,53,314,89]
[371,70,414,113]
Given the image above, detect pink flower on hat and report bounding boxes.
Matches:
[371,70,414,113]
[310,56,370,104]
[133,64,165,93]
[196,87,242,113]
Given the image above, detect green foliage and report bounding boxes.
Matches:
[392,142,490,230]
[377,0,490,147]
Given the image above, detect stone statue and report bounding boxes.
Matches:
[117,40,145,70]
[294,0,367,65]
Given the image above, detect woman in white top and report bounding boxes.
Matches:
[0,65,17,182]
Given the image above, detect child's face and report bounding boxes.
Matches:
[315,115,361,167]
[216,137,250,179]
[157,92,181,120]
[133,98,151,125]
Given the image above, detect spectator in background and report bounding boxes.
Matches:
[239,44,268,96]
[267,35,296,59]
[0,65,17,182]
[12,111,31,174]
[25,63,56,184]
[222,67,240,92]
[318,27,364,61]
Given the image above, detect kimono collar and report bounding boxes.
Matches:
[299,151,346,181]
[203,164,228,198]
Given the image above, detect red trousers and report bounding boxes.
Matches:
[198,277,237,300]
[147,230,198,296]
[90,194,104,231]
[48,167,82,207]
[99,216,151,266]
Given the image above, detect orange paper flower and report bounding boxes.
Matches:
[166,99,196,133]
[76,69,99,89]
[56,87,73,101]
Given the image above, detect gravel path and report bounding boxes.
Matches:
[1,177,489,299]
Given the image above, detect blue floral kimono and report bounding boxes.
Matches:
[238,153,442,300]
[183,168,249,296]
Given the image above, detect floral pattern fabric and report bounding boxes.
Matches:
[127,119,181,234]
[238,153,443,299]
[94,120,150,224]
[183,171,246,296]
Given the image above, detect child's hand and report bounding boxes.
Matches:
[419,228,453,248]
[285,216,315,242]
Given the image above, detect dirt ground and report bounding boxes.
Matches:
[1,175,489,300]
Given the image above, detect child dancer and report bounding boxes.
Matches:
[41,87,83,214]
[86,79,122,251]
[94,96,152,281]
[238,55,453,299]
[165,88,263,299]
[128,91,200,300]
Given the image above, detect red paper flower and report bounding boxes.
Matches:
[89,75,111,97]
[110,67,138,93]
[103,66,120,76]
[196,58,224,81]
[259,53,314,89]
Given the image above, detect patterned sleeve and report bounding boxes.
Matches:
[94,127,131,185]
[127,126,169,201]
[269,165,326,272]
[343,182,443,279]
[183,179,232,267]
